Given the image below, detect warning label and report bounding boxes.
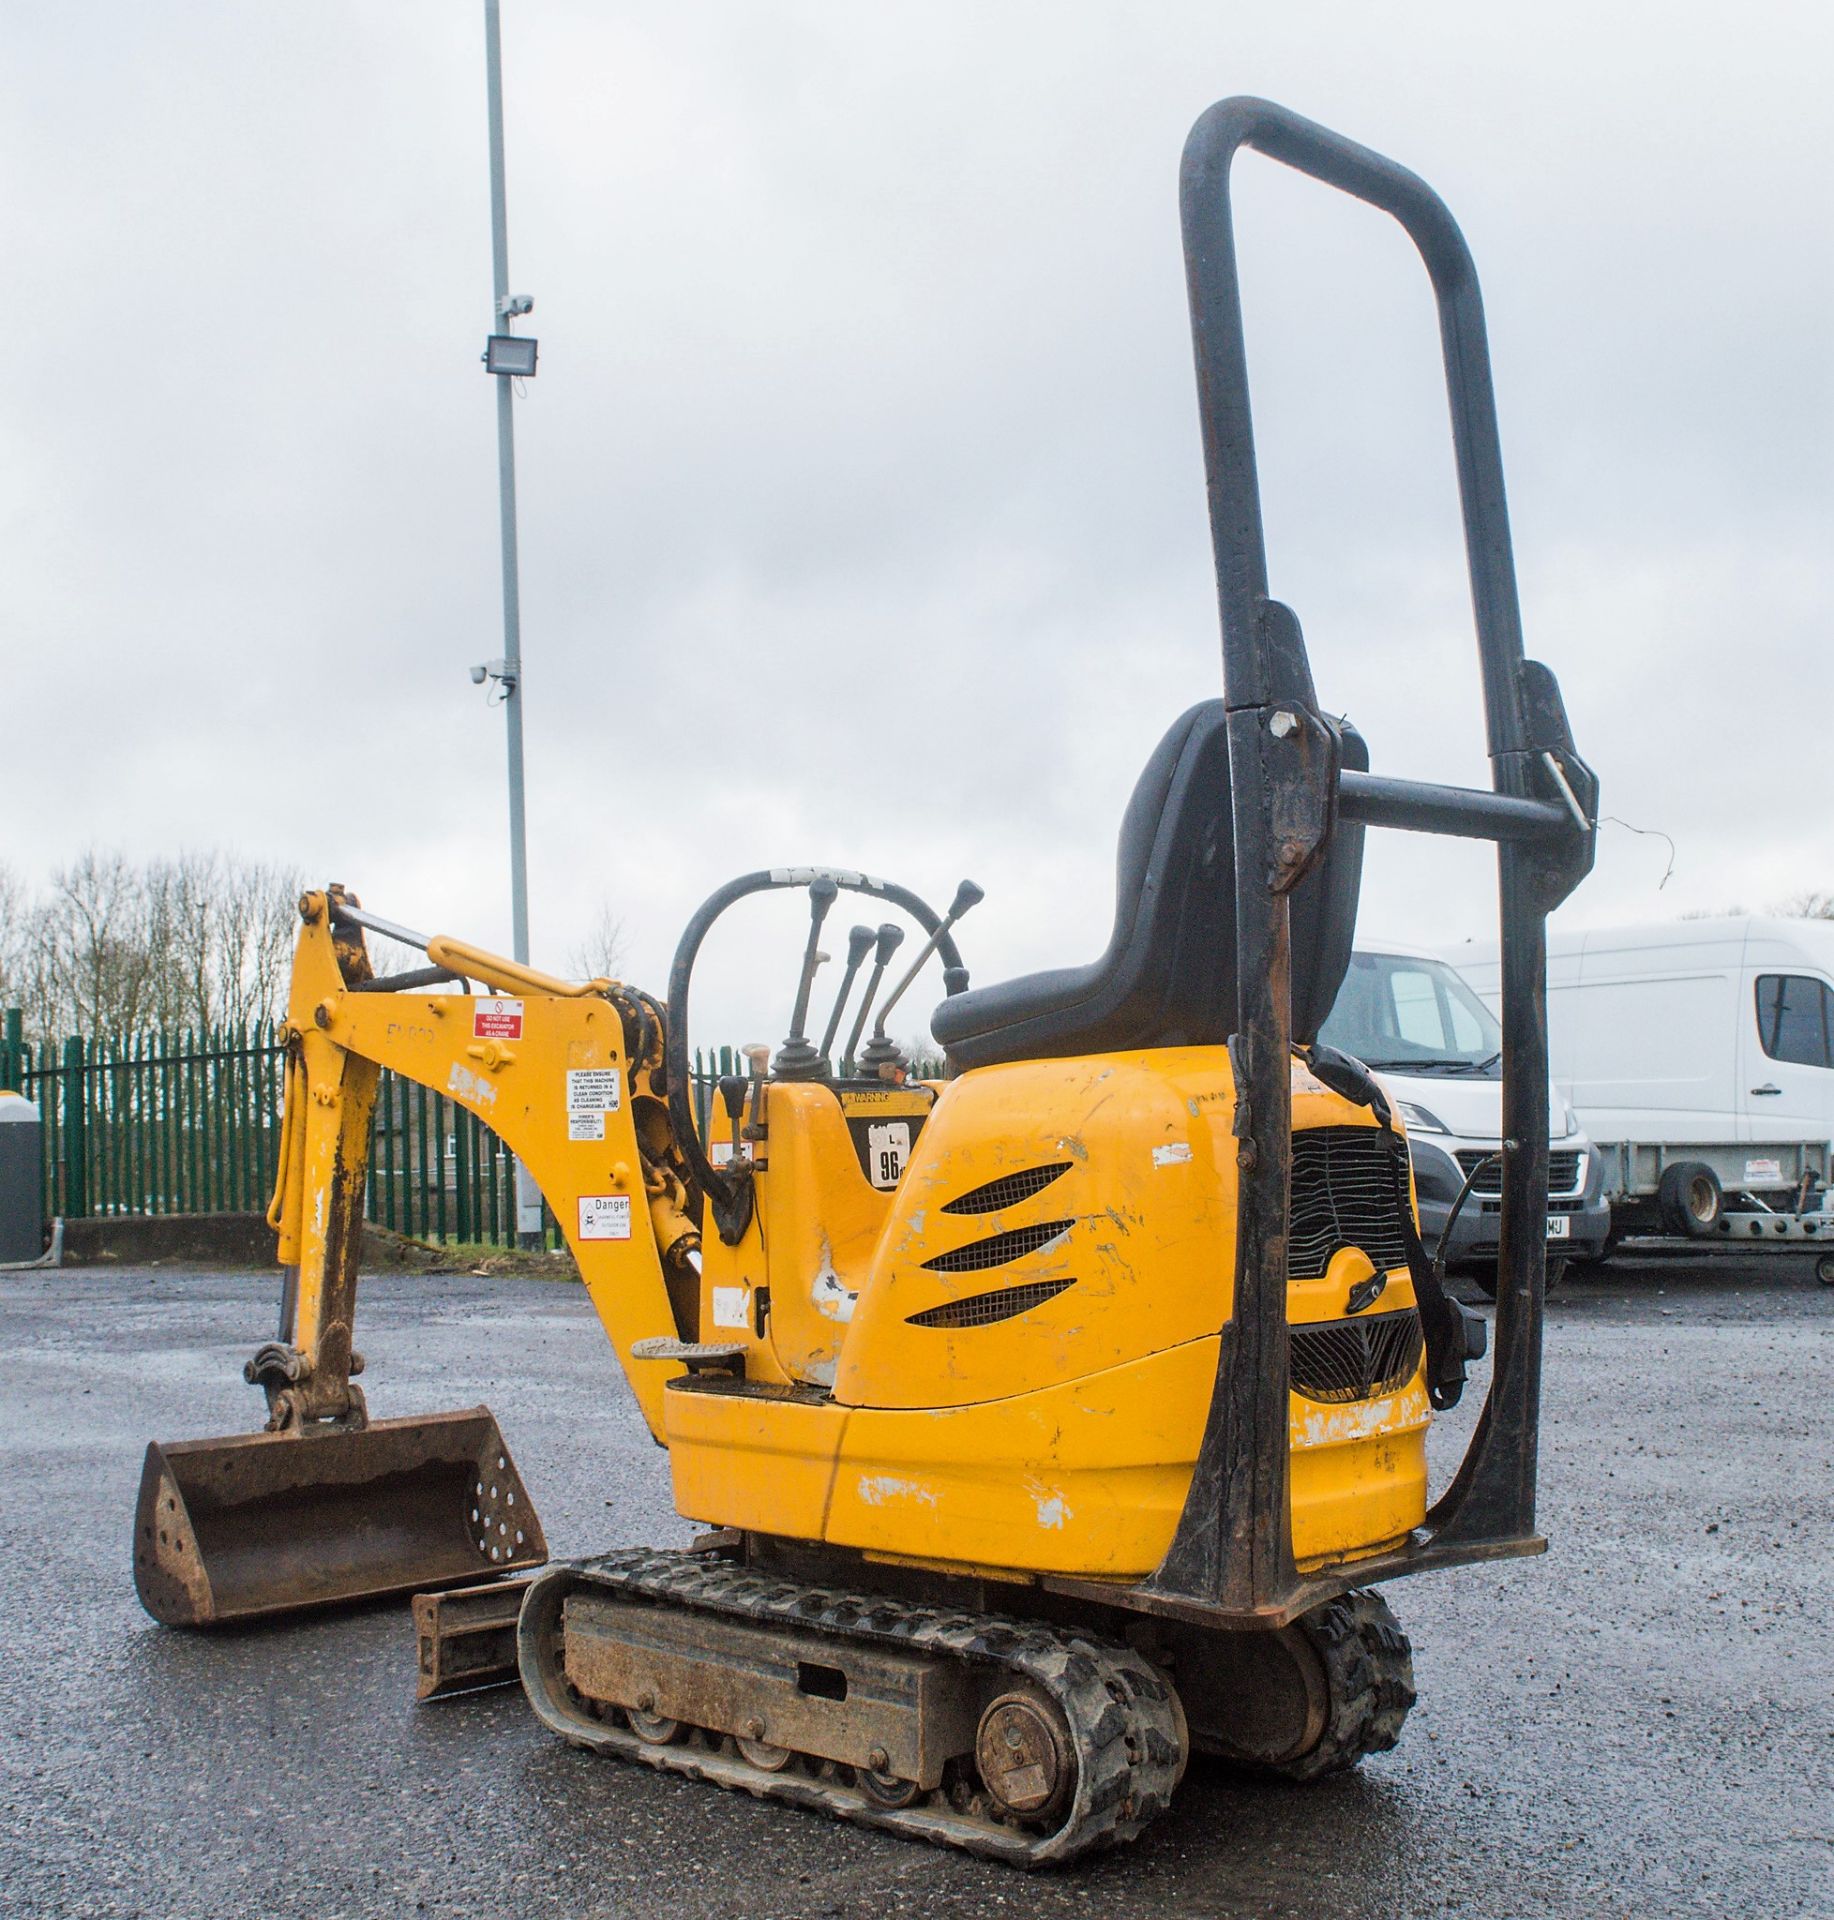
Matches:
[473,997,524,1040]
[566,1068,623,1141]
[578,1194,632,1242]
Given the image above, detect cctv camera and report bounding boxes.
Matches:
[469,664,488,685]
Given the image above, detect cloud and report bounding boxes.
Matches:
[3,0,1828,1043]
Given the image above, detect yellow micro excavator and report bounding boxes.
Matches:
[134,98,1597,1864]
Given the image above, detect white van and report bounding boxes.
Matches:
[1316,944,1609,1290]
[1450,917,1834,1238]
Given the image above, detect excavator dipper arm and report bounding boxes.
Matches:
[133,889,692,1626]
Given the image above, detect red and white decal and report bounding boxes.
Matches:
[473,997,524,1040]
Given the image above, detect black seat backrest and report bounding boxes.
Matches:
[931,700,1366,1071]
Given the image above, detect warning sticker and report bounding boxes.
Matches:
[578,1194,632,1242]
[711,1286,750,1331]
[566,1068,623,1142]
[866,1121,911,1191]
[474,997,524,1040]
[1152,1142,1194,1168]
[1745,1158,1783,1185]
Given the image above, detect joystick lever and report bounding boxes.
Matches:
[859,880,984,1077]
[772,876,838,1080]
[842,923,905,1077]
[716,1075,747,1163]
[818,924,876,1069]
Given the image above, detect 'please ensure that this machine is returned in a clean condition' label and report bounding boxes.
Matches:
[566,1069,623,1141]
[473,997,524,1040]
[578,1195,633,1242]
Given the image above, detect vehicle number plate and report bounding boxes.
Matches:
[1546,1215,1570,1240]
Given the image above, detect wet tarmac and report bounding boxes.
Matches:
[1,1254,1828,1919]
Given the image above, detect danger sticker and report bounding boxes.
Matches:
[566,1068,623,1142]
[578,1194,632,1242]
[474,997,524,1040]
[1745,1158,1783,1185]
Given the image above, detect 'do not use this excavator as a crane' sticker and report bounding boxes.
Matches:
[134,96,1597,1864]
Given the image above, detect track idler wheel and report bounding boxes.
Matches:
[975,1690,1075,1824]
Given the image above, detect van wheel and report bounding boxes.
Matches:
[1545,1257,1568,1293]
[1658,1162,1722,1237]
[1816,1252,1834,1287]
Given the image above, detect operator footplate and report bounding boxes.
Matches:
[517,1547,1186,1865]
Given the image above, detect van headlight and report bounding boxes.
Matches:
[1396,1100,1448,1134]
[1552,1101,1577,1140]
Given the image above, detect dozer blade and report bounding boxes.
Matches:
[133,1407,547,1627]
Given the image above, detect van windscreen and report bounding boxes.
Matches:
[1319,953,1503,1075]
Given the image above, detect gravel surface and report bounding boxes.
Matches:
[1,1254,1828,1919]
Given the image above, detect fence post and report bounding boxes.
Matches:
[61,1034,88,1219]
[0,1009,21,1090]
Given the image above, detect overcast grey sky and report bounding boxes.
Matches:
[4,1,1830,1042]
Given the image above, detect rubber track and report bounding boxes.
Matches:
[1271,1587,1416,1781]
[517,1547,1186,1865]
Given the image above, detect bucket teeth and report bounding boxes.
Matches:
[133,1407,546,1626]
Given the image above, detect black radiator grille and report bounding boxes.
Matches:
[941,1164,1072,1216]
[1456,1148,1583,1196]
[906,1277,1077,1329]
[1289,1309,1424,1404]
[1289,1127,1411,1281]
[922,1219,1073,1274]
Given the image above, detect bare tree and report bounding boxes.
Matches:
[1774,889,1834,920]
[0,863,26,1012]
[569,901,629,983]
[152,853,302,1033]
[34,850,162,1039]
[1,850,302,1045]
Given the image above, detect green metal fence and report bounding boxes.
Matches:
[0,1010,753,1249]
[3,1017,287,1225]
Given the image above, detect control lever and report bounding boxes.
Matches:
[818,925,876,1068]
[858,880,984,1076]
[742,1043,770,1141]
[842,924,905,1077]
[772,876,839,1079]
[716,1076,747,1164]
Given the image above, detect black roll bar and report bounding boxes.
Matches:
[1138,98,1598,1623]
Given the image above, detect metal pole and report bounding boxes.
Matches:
[483,0,542,1243]
[483,0,529,970]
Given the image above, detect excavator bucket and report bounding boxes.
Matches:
[133,1407,546,1627]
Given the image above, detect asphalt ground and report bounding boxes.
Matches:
[1,1254,1829,1920]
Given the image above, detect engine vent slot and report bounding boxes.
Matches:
[1289,1127,1411,1282]
[906,1277,1077,1329]
[1289,1308,1424,1404]
[941,1164,1073,1216]
[921,1220,1074,1274]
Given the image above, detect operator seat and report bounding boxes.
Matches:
[930,699,1366,1072]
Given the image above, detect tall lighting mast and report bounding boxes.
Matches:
[472,0,543,1244]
